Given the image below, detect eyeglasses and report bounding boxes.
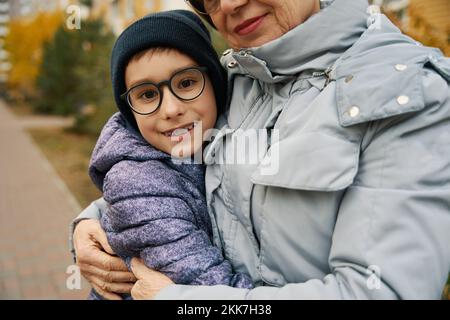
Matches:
[185,0,220,15]
[121,67,208,116]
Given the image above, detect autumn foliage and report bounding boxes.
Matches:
[4,11,63,100]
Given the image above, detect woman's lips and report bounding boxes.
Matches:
[234,14,267,36]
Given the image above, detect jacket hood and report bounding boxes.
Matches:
[89,113,170,190]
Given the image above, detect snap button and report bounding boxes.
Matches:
[397,95,409,105]
[348,106,360,118]
[395,64,407,71]
[222,49,232,56]
[227,61,237,68]
[345,75,354,83]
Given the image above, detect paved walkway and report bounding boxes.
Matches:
[17,115,75,129]
[0,99,90,299]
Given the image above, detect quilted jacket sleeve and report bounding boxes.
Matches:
[101,161,252,289]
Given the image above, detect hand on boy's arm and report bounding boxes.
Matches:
[73,219,137,300]
[130,258,174,300]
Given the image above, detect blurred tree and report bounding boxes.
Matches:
[200,18,229,57]
[72,20,117,135]
[4,12,63,101]
[35,26,80,115]
[80,0,93,8]
[74,20,115,111]
[36,19,115,120]
[209,26,229,56]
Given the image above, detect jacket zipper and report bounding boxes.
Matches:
[312,65,334,87]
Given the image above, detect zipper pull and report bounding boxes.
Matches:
[311,66,334,89]
[324,65,334,87]
[312,71,326,77]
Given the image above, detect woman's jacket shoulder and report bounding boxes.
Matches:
[333,14,450,128]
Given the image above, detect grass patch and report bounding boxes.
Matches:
[28,128,102,208]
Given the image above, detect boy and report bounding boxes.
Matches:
[88,10,253,300]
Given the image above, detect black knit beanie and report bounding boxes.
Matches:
[110,10,227,130]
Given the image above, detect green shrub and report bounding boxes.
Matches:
[35,27,81,115]
[35,19,115,121]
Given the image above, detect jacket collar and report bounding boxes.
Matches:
[223,0,369,82]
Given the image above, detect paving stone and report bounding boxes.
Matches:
[0,100,88,300]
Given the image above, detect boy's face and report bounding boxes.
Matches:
[125,49,217,158]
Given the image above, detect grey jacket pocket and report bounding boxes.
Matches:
[250,132,359,191]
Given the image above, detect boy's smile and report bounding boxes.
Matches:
[125,49,217,158]
[163,122,197,138]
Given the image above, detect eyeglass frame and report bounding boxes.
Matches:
[120,66,208,116]
[184,0,221,16]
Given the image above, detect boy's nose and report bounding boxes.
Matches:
[159,86,186,119]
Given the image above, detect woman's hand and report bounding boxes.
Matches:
[130,258,174,300]
[73,219,137,300]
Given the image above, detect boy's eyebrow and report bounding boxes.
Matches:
[128,64,200,89]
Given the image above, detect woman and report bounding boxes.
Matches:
[72,0,450,299]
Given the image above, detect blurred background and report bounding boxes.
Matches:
[0,0,448,299]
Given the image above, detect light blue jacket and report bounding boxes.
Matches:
[72,0,450,299]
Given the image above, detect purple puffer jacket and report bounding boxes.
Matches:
[89,113,253,289]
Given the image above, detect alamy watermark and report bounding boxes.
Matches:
[169,121,280,176]
[65,5,81,30]
[66,264,82,290]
